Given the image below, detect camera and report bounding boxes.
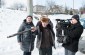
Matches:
[56,19,71,29]
[55,19,71,43]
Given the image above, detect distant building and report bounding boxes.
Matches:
[33,5,65,14]
[33,5,46,14]
[69,8,79,15]
[52,5,65,14]
[73,9,79,15]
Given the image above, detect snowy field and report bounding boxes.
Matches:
[0,8,85,55]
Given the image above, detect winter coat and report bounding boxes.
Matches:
[36,20,55,36]
[17,19,36,52]
[62,22,83,52]
[36,21,55,49]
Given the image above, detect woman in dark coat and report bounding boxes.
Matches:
[17,16,36,55]
[62,15,83,55]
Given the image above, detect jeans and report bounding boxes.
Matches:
[23,52,31,55]
[39,47,52,55]
[65,49,76,55]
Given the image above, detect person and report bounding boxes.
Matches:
[35,16,55,55]
[62,15,83,55]
[17,15,36,55]
[36,16,53,28]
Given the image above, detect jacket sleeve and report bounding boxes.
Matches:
[35,22,40,35]
[67,27,83,39]
[34,26,39,35]
[49,20,53,28]
[17,23,24,42]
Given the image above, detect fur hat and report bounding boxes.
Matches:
[72,15,79,21]
[40,16,49,23]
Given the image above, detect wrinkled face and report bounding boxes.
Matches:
[71,18,78,24]
[41,22,48,27]
[26,17,32,23]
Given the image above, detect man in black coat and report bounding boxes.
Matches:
[62,15,83,55]
[36,16,55,55]
[17,16,36,55]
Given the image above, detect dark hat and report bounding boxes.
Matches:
[72,15,79,21]
[26,15,33,19]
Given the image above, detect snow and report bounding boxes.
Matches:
[0,8,85,55]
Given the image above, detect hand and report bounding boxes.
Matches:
[31,27,36,32]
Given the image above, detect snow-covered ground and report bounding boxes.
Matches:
[0,8,85,55]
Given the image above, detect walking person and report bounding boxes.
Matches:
[17,15,36,55]
[36,16,55,55]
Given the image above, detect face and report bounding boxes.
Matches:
[26,17,32,23]
[71,18,78,24]
[41,22,48,27]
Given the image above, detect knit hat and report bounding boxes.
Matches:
[72,15,79,21]
[26,15,33,19]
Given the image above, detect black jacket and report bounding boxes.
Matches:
[36,21,55,49]
[17,19,36,52]
[62,22,83,52]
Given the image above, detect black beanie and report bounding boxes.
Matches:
[72,15,79,21]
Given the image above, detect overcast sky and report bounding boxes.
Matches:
[5,0,85,9]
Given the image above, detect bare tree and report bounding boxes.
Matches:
[10,3,25,10]
[45,0,56,14]
[65,6,69,14]
[45,0,64,14]
[82,1,85,10]
[18,3,26,10]
[79,1,85,14]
